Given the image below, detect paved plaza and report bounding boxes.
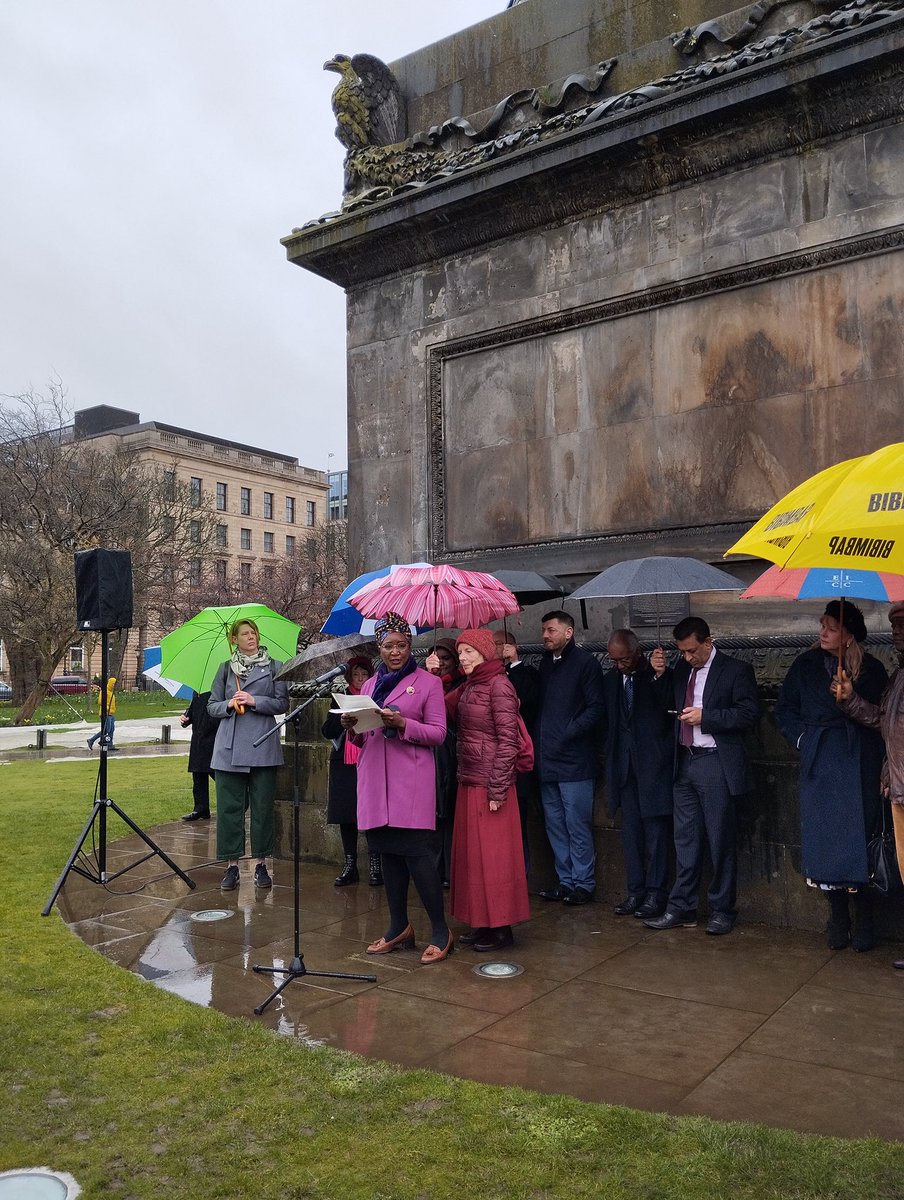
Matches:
[54,814,904,1143]
[0,716,192,756]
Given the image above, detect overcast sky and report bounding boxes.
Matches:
[0,2,499,471]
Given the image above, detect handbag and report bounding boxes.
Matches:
[515,714,535,774]
[867,807,903,895]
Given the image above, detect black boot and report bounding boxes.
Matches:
[851,889,876,952]
[334,854,359,887]
[826,890,850,949]
[368,853,383,887]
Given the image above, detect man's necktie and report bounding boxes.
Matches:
[679,667,698,747]
[624,673,634,715]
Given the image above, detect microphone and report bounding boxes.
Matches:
[310,662,348,686]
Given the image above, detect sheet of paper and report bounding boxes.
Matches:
[329,691,386,733]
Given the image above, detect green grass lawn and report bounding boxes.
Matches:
[2,758,903,1199]
[0,690,186,727]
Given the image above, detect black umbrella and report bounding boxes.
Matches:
[567,556,744,641]
[277,633,377,685]
[491,570,568,607]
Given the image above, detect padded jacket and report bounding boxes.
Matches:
[447,658,519,803]
[536,640,606,781]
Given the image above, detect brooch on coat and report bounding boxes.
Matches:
[406,686,415,694]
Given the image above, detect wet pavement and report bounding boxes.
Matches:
[55,818,904,1142]
[2,715,285,763]
[0,716,191,759]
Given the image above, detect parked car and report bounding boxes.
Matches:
[48,676,90,695]
[0,682,12,701]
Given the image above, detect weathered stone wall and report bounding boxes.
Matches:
[344,124,904,586]
[392,0,812,136]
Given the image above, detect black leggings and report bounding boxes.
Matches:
[380,850,449,949]
[339,822,358,857]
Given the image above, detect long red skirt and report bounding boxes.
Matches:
[449,783,531,929]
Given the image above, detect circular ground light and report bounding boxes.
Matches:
[472,961,524,978]
[189,909,235,923]
[0,1168,80,1198]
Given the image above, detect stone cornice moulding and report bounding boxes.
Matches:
[425,227,904,560]
[284,15,904,288]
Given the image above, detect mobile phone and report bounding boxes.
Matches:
[383,704,401,739]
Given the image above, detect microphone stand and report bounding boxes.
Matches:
[250,681,376,1015]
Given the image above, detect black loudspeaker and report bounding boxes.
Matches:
[74,549,134,631]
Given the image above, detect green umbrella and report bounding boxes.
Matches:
[160,604,301,693]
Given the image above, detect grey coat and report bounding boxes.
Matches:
[208,659,288,773]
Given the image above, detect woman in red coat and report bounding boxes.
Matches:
[448,628,531,952]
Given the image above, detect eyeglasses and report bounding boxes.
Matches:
[607,655,634,666]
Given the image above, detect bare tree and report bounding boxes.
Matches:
[0,382,217,722]
[187,520,354,648]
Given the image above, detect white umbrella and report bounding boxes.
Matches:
[142,647,193,699]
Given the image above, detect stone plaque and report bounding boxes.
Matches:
[628,593,689,630]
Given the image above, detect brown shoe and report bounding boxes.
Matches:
[366,924,415,955]
[420,932,454,964]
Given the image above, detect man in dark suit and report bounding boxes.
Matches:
[645,616,759,935]
[536,610,606,906]
[602,630,673,919]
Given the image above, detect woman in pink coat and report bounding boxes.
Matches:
[341,612,453,964]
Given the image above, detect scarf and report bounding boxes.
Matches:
[343,680,364,765]
[230,645,271,680]
[461,657,505,692]
[371,654,417,708]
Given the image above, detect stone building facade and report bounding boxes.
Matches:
[57,406,328,687]
[280,0,904,929]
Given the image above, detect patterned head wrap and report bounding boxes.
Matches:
[374,612,412,644]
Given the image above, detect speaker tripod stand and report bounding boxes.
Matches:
[252,686,376,1014]
[42,629,196,916]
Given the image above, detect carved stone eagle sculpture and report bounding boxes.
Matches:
[324,53,406,150]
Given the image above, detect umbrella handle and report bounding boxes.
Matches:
[834,597,846,705]
[233,671,245,715]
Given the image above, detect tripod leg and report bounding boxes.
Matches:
[253,970,302,1015]
[106,799,196,890]
[42,801,106,915]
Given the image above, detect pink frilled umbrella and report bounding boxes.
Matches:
[348,563,521,630]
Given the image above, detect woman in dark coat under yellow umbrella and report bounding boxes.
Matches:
[775,601,887,951]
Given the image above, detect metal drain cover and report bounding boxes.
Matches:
[472,961,524,978]
[0,1169,80,1198]
[189,909,234,923]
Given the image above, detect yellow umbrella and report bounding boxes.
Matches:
[724,443,904,573]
